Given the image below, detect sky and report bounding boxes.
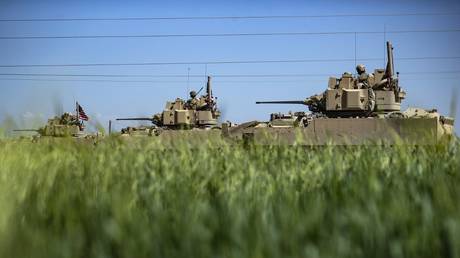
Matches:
[0,0,459,132]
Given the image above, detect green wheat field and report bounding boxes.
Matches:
[0,135,459,258]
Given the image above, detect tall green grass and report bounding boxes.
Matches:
[0,138,459,258]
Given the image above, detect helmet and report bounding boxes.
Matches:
[190,91,197,98]
[356,64,366,74]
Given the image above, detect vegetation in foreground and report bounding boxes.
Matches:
[0,137,459,258]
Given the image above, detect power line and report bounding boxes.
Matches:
[0,76,458,84]
[0,78,329,83]
[1,56,459,68]
[0,12,458,22]
[0,78,207,83]
[1,29,459,40]
[0,73,330,78]
[0,71,459,78]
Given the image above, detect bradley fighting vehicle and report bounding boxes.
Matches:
[115,76,222,141]
[223,42,455,145]
[13,103,100,140]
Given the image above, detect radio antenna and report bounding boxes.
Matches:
[204,64,208,84]
[354,32,357,70]
[187,67,190,97]
[383,24,387,67]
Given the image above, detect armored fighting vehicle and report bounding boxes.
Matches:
[115,76,222,142]
[14,113,83,137]
[223,42,455,145]
[13,103,101,141]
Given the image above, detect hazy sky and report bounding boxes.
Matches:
[0,0,459,132]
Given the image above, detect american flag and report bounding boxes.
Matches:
[76,102,89,121]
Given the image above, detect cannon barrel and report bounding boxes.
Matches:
[13,129,39,132]
[116,117,160,126]
[256,100,309,105]
[116,118,154,121]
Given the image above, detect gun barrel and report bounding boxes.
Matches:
[13,129,39,132]
[196,87,204,95]
[256,100,308,105]
[116,118,154,121]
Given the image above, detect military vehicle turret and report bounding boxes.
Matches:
[224,42,455,145]
[115,76,222,140]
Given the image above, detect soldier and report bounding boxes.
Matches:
[355,64,375,112]
[152,113,162,125]
[305,93,325,113]
[185,90,200,110]
[355,64,374,88]
[60,112,73,125]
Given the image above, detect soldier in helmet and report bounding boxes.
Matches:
[60,112,83,128]
[355,64,373,89]
[185,90,200,110]
[355,64,375,112]
[60,112,74,125]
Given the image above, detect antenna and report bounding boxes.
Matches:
[354,32,357,69]
[449,86,458,119]
[204,64,208,84]
[187,67,190,98]
[383,24,387,67]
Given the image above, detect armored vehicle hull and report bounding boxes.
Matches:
[225,109,454,145]
[117,128,223,147]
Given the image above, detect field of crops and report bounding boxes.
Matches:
[0,137,459,258]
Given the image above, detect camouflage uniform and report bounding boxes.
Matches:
[355,64,373,88]
[355,64,375,112]
[186,91,200,110]
[60,112,74,125]
[306,93,325,113]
